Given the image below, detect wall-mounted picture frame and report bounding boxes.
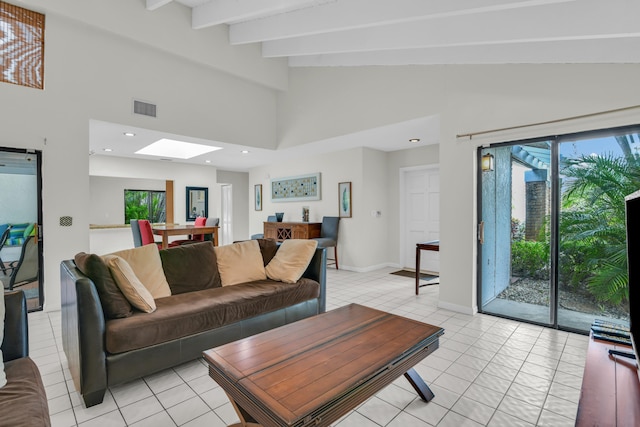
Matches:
[339,182,352,218]
[255,184,262,211]
[186,186,208,221]
[271,172,321,202]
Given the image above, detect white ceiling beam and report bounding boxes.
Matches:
[288,38,640,67]
[229,0,577,44]
[146,0,173,11]
[262,0,640,57]
[192,0,333,30]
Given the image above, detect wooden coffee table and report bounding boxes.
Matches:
[203,304,444,427]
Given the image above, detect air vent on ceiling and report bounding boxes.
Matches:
[133,99,157,118]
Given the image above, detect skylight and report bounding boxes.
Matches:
[135,139,222,159]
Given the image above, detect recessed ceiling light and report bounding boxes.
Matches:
[409,138,421,143]
[123,132,135,137]
[241,150,250,154]
[205,160,211,164]
[103,148,113,152]
[135,138,222,159]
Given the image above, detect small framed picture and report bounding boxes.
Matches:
[255,184,262,211]
[338,182,352,218]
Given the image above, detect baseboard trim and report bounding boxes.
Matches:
[438,300,478,316]
[338,263,401,273]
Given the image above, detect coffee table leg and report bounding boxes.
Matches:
[404,368,435,402]
[226,393,262,427]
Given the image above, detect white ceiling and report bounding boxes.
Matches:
[149,0,640,67]
[92,0,640,170]
[89,116,439,171]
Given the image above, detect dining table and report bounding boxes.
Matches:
[151,224,219,249]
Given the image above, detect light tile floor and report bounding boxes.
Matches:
[32,267,587,426]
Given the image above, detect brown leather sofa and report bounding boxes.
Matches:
[60,241,326,407]
[1,291,51,426]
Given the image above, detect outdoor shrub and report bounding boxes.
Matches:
[511,240,549,280]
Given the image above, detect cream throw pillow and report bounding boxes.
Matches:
[104,255,156,313]
[214,240,266,286]
[266,239,318,283]
[108,244,171,298]
[0,293,6,388]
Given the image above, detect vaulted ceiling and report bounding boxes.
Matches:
[147,0,640,67]
[92,0,639,170]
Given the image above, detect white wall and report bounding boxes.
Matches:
[0,11,278,311]
[89,176,165,225]
[90,156,223,225]
[21,0,288,91]
[278,64,640,314]
[4,2,640,317]
[249,146,441,271]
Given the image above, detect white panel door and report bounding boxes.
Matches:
[221,184,233,245]
[403,168,440,272]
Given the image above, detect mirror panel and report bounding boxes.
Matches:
[186,186,208,221]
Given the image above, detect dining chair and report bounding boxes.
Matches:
[203,217,220,242]
[137,220,165,249]
[312,216,340,269]
[1,235,39,291]
[0,224,11,274]
[175,216,208,245]
[130,219,143,247]
[251,215,277,240]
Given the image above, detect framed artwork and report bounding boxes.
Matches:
[339,182,352,218]
[271,173,321,202]
[255,184,262,211]
[186,186,208,221]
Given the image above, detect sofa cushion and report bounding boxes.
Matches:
[257,238,278,266]
[214,240,266,286]
[109,244,171,299]
[266,239,318,283]
[74,253,133,319]
[22,223,35,238]
[6,223,29,246]
[105,278,320,354]
[159,241,221,295]
[0,357,50,426]
[104,255,156,313]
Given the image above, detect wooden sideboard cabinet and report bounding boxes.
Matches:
[576,333,640,426]
[264,222,321,241]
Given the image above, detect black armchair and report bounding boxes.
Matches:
[0,290,50,426]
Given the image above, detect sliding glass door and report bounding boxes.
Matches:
[0,147,44,311]
[479,142,552,325]
[478,126,639,332]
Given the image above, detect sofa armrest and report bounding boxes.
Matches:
[303,247,327,313]
[2,290,28,362]
[61,260,108,406]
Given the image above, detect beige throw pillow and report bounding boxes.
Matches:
[266,239,318,283]
[104,255,156,313]
[108,244,171,298]
[214,240,266,286]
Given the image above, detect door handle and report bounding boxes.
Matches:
[478,221,484,244]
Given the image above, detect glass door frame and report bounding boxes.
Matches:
[0,146,44,311]
[477,124,640,332]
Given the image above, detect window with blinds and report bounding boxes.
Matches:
[0,1,45,89]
